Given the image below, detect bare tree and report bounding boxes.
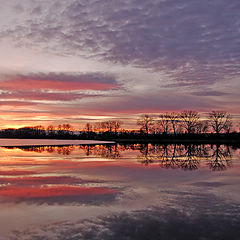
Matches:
[33,125,45,135]
[101,121,114,132]
[208,111,232,134]
[137,114,154,134]
[168,112,179,136]
[195,120,209,134]
[94,122,102,132]
[180,110,200,134]
[157,113,171,134]
[62,124,72,132]
[57,124,63,131]
[112,120,122,134]
[85,123,93,133]
[46,125,54,136]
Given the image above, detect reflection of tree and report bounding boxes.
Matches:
[179,145,200,170]
[79,145,121,159]
[5,143,233,171]
[138,144,154,166]
[56,145,75,155]
[7,145,76,155]
[208,145,232,171]
[137,144,232,171]
[17,144,123,158]
[158,145,180,169]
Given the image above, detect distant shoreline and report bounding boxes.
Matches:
[0,137,239,147]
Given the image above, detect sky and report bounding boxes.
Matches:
[0,0,239,129]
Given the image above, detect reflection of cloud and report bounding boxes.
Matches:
[0,176,101,186]
[10,191,240,240]
[0,185,118,205]
[191,181,229,188]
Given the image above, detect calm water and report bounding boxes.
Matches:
[0,143,239,239]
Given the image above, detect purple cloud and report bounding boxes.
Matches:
[1,0,239,87]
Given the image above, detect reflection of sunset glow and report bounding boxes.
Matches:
[0,144,237,205]
[0,185,117,199]
[0,170,37,176]
[0,176,95,185]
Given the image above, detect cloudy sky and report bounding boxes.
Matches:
[0,0,239,129]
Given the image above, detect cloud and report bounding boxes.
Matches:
[70,92,215,113]
[0,100,37,107]
[1,0,240,86]
[0,0,239,124]
[0,90,98,101]
[190,90,226,97]
[0,72,121,110]
[0,72,119,91]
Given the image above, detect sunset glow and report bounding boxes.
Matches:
[0,0,239,129]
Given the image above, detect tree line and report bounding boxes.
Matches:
[137,110,233,135]
[0,110,239,142]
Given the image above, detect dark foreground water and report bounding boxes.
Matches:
[0,143,239,239]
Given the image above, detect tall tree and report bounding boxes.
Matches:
[208,111,232,134]
[180,110,200,134]
[112,120,122,134]
[85,123,93,133]
[101,121,114,132]
[137,115,154,134]
[168,112,179,136]
[157,113,171,134]
[195,120,209,134]
[94,122,102,132]
[46,125,54,136]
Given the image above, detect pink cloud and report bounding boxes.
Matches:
[0,78,117,91]
[0,185,118,202]
[1,72,119,91]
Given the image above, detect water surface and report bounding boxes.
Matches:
[0,143,239,239]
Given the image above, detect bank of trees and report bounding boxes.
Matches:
[0,111,238,142]
[137,110,234,135]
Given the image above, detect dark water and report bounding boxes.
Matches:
[0,143,239,239]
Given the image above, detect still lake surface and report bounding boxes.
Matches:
[0,142,239,239]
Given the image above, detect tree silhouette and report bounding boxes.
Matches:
[113,120,122,134]
[180,110,200,134]
[157,113,171,134]
[85,123,93,133]
[195,120,209,134]
[208,111,232,134]
[137,115,154,134]
[168,112,179,136]
[46,125,54,136]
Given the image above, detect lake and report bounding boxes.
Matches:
[0,142,239,239]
